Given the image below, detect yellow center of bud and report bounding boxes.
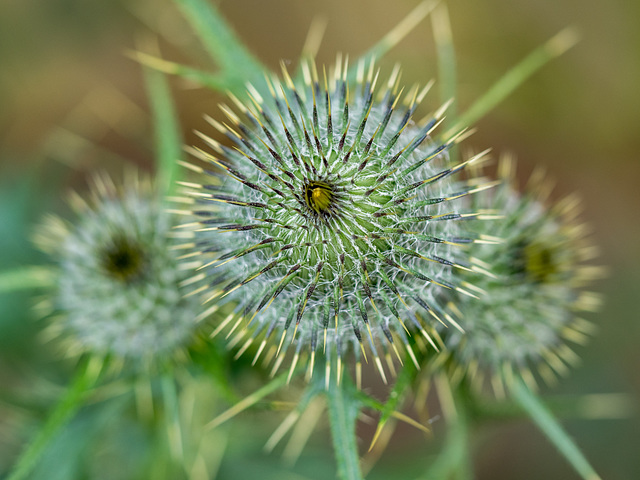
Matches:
[304,181,333,215]
[524,241,558,284]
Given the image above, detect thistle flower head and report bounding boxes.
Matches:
[179,57,491,384]
[437,157,602,394]
[35,172,204,369]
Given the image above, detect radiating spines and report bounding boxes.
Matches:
[180,56,493,383]
[436,156,603,396]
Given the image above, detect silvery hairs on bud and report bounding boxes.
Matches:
[176,57,496,385]
[35,172,206,370]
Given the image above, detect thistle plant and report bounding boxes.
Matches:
[33,172,205,369]
[5,64,229,480]
[2,1,613,479]
[177,57,495,385]
[435,157,603,396]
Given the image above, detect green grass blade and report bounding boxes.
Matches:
[357,0,439,67]
[160,375,184,462]
[174,0,268,94]
[343,0,438,83]
[432,2,457,122]
[469,392,635,421]
[7,358,101,480]
[511,378,601,480]
[144,68,182,196]
[431,2,460,164]
[326,375,363,480]
[446,26,580,137]
[0,266,55,293]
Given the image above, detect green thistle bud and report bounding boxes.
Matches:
[437,157,602,395]
[179,57,492,384]
[35,172,204,369]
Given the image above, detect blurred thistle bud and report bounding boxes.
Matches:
[435,156,603,395]
[176,57,496,386]
[34,172,205,370]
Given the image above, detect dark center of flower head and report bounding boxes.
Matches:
[512,240,558,284]
[101,235,147,283]
[524,241,559,284]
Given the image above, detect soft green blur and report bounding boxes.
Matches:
[1,0,638,479]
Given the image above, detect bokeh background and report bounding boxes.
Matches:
[1,0,638,479]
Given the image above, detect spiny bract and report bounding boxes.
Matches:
[435,157,602,395]
[179,57,494,384]
[35,173,205,368]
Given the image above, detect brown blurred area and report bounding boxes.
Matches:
[1,0,638,478]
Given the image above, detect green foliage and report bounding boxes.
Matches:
[175,0,268,95]
[511,378,601,480]
[8,359,100,480]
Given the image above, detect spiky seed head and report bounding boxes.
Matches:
[180,57,491,383]
[34,172,205,369]
[437,156,602,395]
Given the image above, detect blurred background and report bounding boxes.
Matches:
[1,0,638,479]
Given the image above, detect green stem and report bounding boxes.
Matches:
[7,358,100,480]
[511,379,601,480]
[145,68,182,197]
[423,409,471,480]
[326,376,363,480]
[160,374,184,463]
[424,375,473,480]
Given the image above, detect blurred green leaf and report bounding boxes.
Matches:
[0,164,62,351]
[511,378,601,480]
[144,68,182,196]
[432,2,457,121]
[28,396,131,480]
[174,0,268,95]
[160,374,183,463]
[431,2,460,165]
[8,357,102,480]
[0,266,55,293]
[356,0,438,70]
